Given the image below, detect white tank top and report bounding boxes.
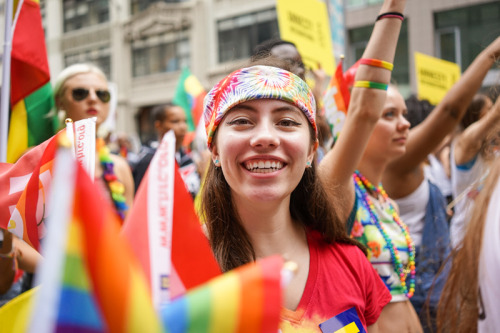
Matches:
[394,179,429,247]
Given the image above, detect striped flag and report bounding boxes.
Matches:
[0,133,57,250]
[0,117,95,250]
[7,0,57,163]
[160,256,283,333]
[28,143,163,333]
[172,67,207,147]
[323,61,351,140]
[122,131,221,301]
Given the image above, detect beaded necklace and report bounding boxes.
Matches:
[353,170,416,298]
[97,138,128,220]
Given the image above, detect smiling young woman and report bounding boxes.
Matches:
[201,64,391,332]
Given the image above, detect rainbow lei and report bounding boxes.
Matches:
[97,139,128,220]
[353,170,416,298]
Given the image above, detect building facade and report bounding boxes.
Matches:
[1,0,499,143]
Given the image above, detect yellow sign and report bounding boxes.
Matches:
[415,52,461,105]
[277,0,336,75]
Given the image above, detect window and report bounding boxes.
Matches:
[348,20,410,95]
[131,0,186,15]
[64,46,111,78]
[435,27,461,67]
[435,2,500,70]
[63,0,109,32]
[217,8,279,63]
[132,37,190,77]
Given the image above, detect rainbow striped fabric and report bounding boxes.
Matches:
[8,0,56,163]
[28,145,163,333]
[160,256,283,333]
[56,221,104,332]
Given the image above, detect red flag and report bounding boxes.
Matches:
[10,0,51,106]
[122,134,220,299]
[0,134,57,249]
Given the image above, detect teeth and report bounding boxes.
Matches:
[245,160,283,172]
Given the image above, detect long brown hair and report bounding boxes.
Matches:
[201,119,364,272]
[437,160,500,332]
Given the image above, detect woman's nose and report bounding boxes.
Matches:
[87,89,99,101]
[249,122,279,148]
[398,115,410,130]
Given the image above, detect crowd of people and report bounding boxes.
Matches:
[1,0,500,331]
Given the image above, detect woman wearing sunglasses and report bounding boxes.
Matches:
[54,63,134,221]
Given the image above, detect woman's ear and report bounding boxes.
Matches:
[211,144,221,167]
[307,139,319,165]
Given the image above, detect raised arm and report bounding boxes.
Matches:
[387,36,500,175]
[318,0,406,221]
[455,95,500,165]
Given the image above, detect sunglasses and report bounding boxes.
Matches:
[71,88,111,103]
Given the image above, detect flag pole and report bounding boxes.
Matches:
[0,0,14,163]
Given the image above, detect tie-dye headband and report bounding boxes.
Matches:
[203,65,317,149]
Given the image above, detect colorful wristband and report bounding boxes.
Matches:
[353,81,389,91]
[376,12,404,21]
[359,58,394,71]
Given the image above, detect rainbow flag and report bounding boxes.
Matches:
[172,67,207,146]
[7,0,56,163]
[28,144,163,333]
[0,133,57,250]
[160,256,283,333]
[323,61,351,140]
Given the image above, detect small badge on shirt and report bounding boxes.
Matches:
[318,307,366,333]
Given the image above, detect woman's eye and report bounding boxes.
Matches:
[227,118,251,126]
[278,119,301,127]
[383,111,395,118]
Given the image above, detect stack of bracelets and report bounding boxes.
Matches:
[353,11,404,91]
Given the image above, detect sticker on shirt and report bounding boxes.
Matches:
[318,307,366,333]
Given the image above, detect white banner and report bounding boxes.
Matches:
[147,130,176,307]
[72,117,96,180]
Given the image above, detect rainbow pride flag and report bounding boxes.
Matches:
[28,144,163,333]
[172,67,206,146]
[7,0,56,163]
[160,256,283,333]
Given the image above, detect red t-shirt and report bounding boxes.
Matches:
[280,231,391,332]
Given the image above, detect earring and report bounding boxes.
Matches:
[306,161,312,168]
[214,158,220,167]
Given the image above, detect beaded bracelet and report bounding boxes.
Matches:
[376,12,404,21]
[353,81,389,91]
[360,58,394,71]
